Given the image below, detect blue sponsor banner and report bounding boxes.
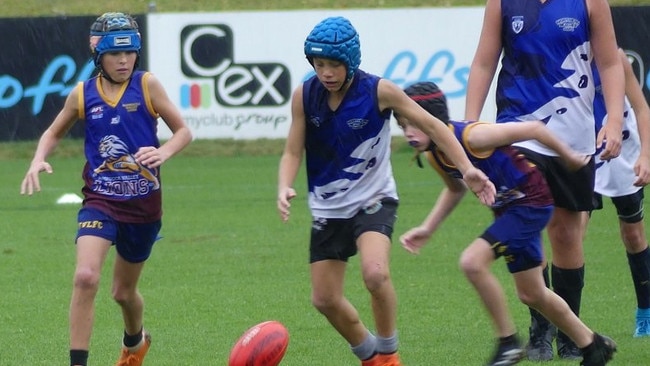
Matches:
[0,15,147,141]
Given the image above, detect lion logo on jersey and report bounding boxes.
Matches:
[94,135,160,190]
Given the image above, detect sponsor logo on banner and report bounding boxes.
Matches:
[179,24,292,109]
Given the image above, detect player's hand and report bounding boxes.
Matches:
[277,187,297,222]
[597,122,622,161]
[135,146,168,168]
[400,227,432,255]
[634,154,650,187]
[20,161,53,195]
[462,167,496,206]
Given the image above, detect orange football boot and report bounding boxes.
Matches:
[361,352,402,366]
[115,331,152,366]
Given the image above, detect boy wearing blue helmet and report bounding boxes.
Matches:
[21,12,192,366]
[277,16,496,366]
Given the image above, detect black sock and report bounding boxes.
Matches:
[627,247,650,309]
[579,333,598,353]
[70,349,88,366]
[552,264,584,342]
[529,265,551,326]
[499,334,518,346]
[123,328,144,348]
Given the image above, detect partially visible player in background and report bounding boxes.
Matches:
[591,48,650,338]
[277,16,495,366]
[465,0,625,360]
[20,12,192,366]
[397,81,616,366]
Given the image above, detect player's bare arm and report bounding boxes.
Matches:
[401,167,466,254]
[467,121,589,170]
[620,48,650,186]
[20,86,80,195]
[134,73,192,169]
[464,0,502,121]
[277,86,306,222]
[589,0,625,160]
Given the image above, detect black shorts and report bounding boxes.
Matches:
[517,147,596,211]
[309,198,398,263]
[593,188,645,223]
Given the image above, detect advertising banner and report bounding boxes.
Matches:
[2,7,650,141]
[0,15,148,141]
[147,8,489,139]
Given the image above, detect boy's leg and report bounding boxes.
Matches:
[357,231,397,338]
[70,236,112,366]
[612,191,650,337]
[547,208,586,359]
[460,238,524,366]
[113,255,149,365]
[311,260,374,350]
[356,232,400,365]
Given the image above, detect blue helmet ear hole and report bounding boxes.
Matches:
[304,17,361,81]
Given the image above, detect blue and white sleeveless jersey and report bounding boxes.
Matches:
[302,70,398,219]
[497,0,596,155]
[79,71,162,223]
[425,120,552,213]
[593,69,641,197]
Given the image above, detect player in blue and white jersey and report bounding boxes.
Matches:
[277,16,495,366]
[465,0,625,361]
[20,12,192,366]
[592,48,650,338]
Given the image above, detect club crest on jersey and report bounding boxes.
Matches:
[556,17,580,32]
[347,118,368,129]
[511,16,524,34]
[309,116,322,127]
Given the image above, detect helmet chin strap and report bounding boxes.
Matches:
[98,67,132,85]
[96,55,139,85]
[337,75,353,92]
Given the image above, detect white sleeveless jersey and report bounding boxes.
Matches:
[594,97,641,197]
[307,121,396,218]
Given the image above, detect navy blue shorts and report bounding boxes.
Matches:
[481,205,553,273]
[309,198,398,263]
[77,207,161,263]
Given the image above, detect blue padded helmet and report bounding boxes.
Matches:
[304,16,361,81]
[89,12,141,66]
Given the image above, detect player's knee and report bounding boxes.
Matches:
[73,267,100,292]
[111,285,136,305]
[459,251,483,278]
[517,290,541,308]
[361,267,389,292]
[621,227,646,250]
[311,293,337,313]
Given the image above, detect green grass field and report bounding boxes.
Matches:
[1,144,647,364]
[2,0,650,364]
